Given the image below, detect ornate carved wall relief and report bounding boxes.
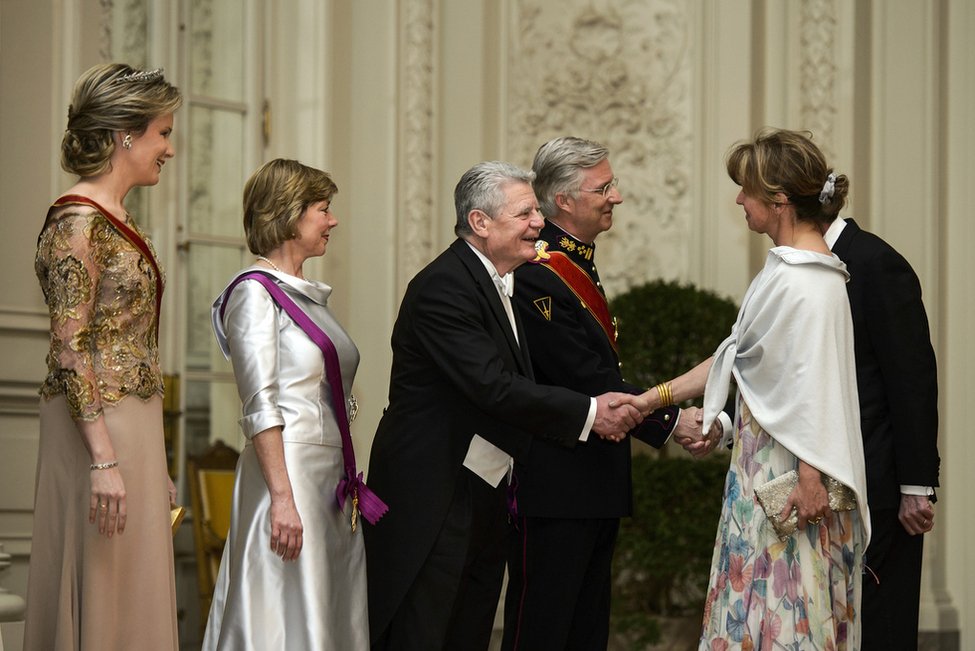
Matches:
[398,0,439,292]
[798,0,838,161]
[507,0,694,295]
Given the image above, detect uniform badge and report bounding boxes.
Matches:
[530,240,551,263]
[534,297,552,321]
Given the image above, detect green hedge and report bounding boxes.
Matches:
[612,454,728,648]
[608,280,738,649]
[610,279,739,395]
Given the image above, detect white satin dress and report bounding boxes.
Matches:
[202,267,369,650]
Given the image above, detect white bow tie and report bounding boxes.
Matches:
[493,272,514,298]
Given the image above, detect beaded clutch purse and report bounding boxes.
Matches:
[754,470,857,541]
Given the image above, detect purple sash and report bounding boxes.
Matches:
[220,272,387,528]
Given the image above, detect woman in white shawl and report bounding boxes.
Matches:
[637,129,869,651]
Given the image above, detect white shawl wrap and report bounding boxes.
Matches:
[702,247,870,544]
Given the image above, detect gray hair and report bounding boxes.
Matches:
[531,137,609,218]
[454,161,536,237]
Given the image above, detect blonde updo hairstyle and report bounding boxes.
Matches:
[243,159,338,256]
[726,128,849,226]
[61,63,182,177]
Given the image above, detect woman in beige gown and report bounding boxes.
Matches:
[24,63,182,651]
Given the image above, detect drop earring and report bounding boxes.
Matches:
[122,134,133,149]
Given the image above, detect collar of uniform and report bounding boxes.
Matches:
[540,221,596,264]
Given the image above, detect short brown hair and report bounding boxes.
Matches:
[243,159,338,255]
[726,128,848,225]
[61,63,182,177]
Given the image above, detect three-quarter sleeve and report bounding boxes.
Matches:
[36,212,104,421]
[222,280,287,438]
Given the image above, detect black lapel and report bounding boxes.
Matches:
[510,299,535,381]
[450,239,530,376]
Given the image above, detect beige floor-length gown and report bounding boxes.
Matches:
[24,199,178,651]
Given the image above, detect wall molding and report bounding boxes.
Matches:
[797,0,838,160]
[0,307,48,335]
[506,0,696,297]
[397,0,440,292]
[0,382,41,418]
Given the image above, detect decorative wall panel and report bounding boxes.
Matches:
[507,0,694,296]
[798,0,837,161]
[398,0,439,291]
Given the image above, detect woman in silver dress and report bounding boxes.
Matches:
[203,158,370,650]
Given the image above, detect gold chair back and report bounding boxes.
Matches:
[187,440,239,635]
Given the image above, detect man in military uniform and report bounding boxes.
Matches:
[502,137,699,650]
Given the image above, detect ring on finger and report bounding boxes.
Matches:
[99,503,108,509]
[808,516,823,525]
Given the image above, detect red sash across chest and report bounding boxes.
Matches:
[541,251,617,353]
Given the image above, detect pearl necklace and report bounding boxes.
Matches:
[257,256,283,273]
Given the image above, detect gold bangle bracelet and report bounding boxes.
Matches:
[654,382,674,408]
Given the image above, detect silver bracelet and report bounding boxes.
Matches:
[90,461,119,470]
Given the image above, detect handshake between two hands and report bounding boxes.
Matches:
[592,392,722,459]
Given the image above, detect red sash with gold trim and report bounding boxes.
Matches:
[44,195,164,339]
[541,251,617,352]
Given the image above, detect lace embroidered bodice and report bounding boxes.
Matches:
[35,202,166,421]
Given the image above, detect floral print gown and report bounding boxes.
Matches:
[699,398,865,651]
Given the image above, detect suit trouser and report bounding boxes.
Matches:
[862,505,925,651]
[502,516,619,651]
[373,470,508,651]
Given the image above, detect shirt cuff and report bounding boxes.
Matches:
[579,397,597,442]
[660,409,682,445]
[717,411,734,449]
[901,485,935,496]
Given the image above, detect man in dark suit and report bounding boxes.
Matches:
[823,216,940,650]
[364,161,647,651]
[501,137,698,650]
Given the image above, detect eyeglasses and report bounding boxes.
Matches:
[579,177,619,198]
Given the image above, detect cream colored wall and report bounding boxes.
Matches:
[1,2,61,648]
[943,0,975,644]
[2,1,973,650]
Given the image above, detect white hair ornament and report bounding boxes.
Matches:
[819,173,837,204]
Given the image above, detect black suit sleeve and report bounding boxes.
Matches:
[407,265,589,452]
[858,246,939,488]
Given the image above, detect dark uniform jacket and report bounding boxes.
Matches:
[511,221,679,519]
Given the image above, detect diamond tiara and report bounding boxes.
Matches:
[113,68,164,85]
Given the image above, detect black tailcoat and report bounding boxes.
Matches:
[364,239,591,642]
[831,218,939,649]
[831,219,939,508]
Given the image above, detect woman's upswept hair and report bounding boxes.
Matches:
[726,128,849,225]
[61,63,182,177]
[243,159,338,255]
